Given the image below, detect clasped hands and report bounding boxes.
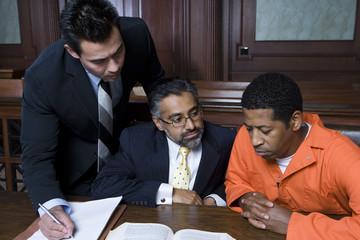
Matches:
[239,192,293,234]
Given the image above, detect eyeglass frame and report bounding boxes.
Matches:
[158,105,204,128]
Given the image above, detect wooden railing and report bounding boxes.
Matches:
[129,80,360,128]
[0,78,23,191]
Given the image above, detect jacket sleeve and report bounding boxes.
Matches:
[224,127,257,212]
[92,128,162,207]
[21,69,65,210]
[287,139,360,240]
[210,127,237,201]
[120,17,165,95]
[288,212,360,240]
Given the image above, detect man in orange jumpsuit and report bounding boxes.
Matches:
[225,72,360,239]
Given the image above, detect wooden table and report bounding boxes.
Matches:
[1,191,285,240]
[0,191,36,240]
[115,204,285,240]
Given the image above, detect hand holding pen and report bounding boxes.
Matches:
[38,203,74,239]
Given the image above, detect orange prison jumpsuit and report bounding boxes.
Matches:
[225,113,360,240]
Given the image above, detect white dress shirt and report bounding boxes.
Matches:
[156,137,226,206]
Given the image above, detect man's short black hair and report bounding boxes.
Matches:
[59,0,119,55]
[242,73,303,125]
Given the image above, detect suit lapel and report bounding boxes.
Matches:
[193,136,221,194]
[65,53,98,127]
[147,130,170,182]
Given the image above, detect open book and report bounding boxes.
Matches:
[106,222,235,240]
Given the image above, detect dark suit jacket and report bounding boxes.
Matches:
[20,17,164,209]
[92,121,236,207]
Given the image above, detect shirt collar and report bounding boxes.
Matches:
[301,113,325,150]
[165,136,202,159]
[83,65,102,86]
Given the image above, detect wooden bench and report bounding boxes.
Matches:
[0,78,23,191]
[129,80,360,127]
[128,80,360,145]
[197,80,360,126]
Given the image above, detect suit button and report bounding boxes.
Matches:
[161,198,166,203]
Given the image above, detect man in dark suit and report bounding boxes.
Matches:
[20,0,164,238]
[92,78,236,207]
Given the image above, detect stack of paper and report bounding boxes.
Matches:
[28,196,122,240]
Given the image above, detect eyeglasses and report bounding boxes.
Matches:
[159,106,203,128]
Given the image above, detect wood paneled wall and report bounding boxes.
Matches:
[112,0,222,80]
[224,0,360,83]
[0,0,63,68]
[0,0,359,84]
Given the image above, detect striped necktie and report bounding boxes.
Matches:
[171,147,191,189]
[97,80,113,172]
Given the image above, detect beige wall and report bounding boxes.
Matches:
[255,0,356,40]
[0,0,21,44]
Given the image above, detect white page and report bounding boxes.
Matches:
[174,229,235,240]
[28,196,122,240]
[105,222,174,240]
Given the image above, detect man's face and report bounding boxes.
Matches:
[243,108,297,159]
[153,92,204,148]
[65,25,125,82]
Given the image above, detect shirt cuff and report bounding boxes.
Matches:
[205,194,227,207]
[38,198,71,217]
[156,183,173,205]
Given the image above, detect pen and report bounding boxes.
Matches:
[38,203,73,238]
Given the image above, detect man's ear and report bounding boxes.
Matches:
[152,116,164,131]
[290,110,303,131]
[64,44,80,59]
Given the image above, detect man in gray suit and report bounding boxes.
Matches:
[20,0,164,238]
[92,78,236,207]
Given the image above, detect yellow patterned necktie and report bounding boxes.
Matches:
[171,147,191,189]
